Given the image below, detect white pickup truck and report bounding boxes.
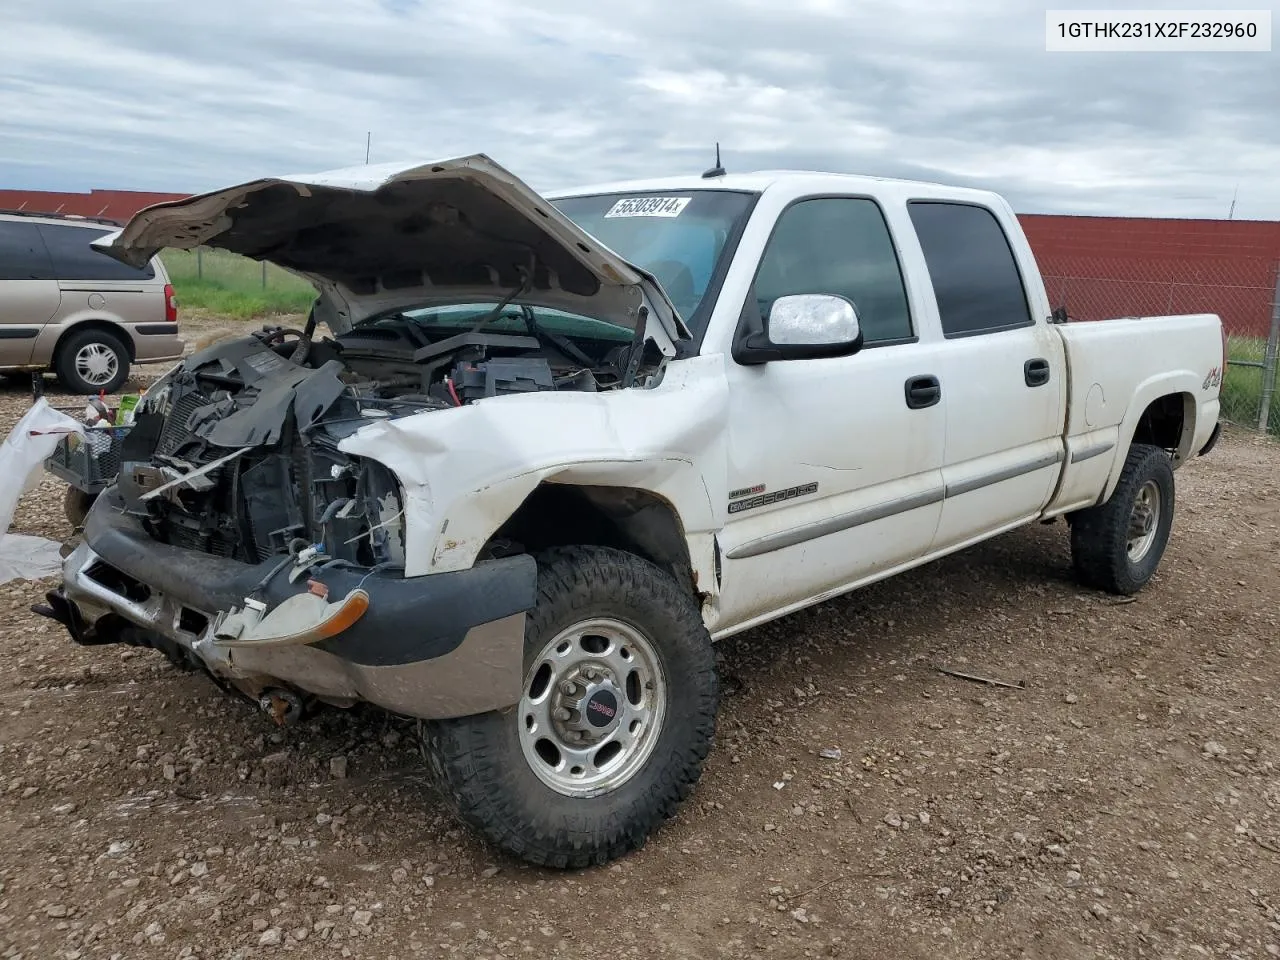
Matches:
[39,155,1224,868]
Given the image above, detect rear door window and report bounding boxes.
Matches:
[907,202,1033,337]
[0,219,55,280]
[37,223,156,282]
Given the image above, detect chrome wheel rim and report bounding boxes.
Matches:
[518,617,666,798]
[75,342,119,387]
[1126,480,1161,562]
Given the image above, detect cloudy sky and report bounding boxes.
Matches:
[1,0,1277,218]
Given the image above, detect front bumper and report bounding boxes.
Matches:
[45,490,537,719]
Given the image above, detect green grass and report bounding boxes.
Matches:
[169,277,317,318]
[1223,335,1279,436]
[161,248,316,319]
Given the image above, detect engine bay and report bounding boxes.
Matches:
[318,304,655,414]
[113,307,662,569]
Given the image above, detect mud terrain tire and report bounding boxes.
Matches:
[1070,443,1175,595]
[423,545,718,868]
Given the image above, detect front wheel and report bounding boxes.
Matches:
[1070,443,1175,595]
[423,546,719,868]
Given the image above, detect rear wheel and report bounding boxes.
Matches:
[55,329,130,394]
[423,545,718,868]
[1070,443,1175,595]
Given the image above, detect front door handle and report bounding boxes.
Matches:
[905,374,941,409]
[1024,358,1051,387]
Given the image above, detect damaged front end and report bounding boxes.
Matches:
[117,332,413,569]
[37,320,601,719]
[38,152,686,722]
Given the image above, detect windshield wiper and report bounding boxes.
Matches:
[519,306,596,369]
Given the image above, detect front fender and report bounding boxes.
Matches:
[336,356,729,579]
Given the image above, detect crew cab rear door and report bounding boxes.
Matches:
[908,200,1067,547]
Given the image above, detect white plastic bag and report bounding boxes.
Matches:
[0,398,84,537]
[0,533,65,582]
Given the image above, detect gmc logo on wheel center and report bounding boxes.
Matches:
[588,700,615,718]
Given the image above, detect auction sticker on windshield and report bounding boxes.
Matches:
[604,197,692,218]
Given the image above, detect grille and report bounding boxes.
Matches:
[209,534,239,559]
[165,521,241,559]
[164,523,203,553]
[156,391,210,456]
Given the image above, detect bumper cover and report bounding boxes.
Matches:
[50,490,537,719]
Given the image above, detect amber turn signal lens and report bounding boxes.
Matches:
[313,589,370,641]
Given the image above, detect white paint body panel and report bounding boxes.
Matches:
[715,340,947,628]
[1050,313,1223,509]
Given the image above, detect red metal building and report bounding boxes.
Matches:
[0,188,187,223]
[1020,214,1280,338]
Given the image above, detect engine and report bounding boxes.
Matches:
[115,318,647,567]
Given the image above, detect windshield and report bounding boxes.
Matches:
[551,189,757,338]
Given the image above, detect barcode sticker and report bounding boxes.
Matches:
[603,197,692,218]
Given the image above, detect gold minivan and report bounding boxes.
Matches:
[0,211,183,393]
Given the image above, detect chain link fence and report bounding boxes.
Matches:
[161,247,316,318]
[1038,256,1280,436]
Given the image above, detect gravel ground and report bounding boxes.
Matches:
[0,326,1277,960]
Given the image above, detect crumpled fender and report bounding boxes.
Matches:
[336,356,730,584]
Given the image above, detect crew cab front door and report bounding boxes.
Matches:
[713,196,947,634]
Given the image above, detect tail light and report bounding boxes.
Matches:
[164,283,178,324]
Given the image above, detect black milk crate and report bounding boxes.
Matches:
[45,426,130,495]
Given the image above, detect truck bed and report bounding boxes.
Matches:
[1046,312,1224,516]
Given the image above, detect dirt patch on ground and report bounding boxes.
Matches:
[177,311,308,356]
[0,331,1277,959]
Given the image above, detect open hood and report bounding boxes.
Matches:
[93,154,690,341]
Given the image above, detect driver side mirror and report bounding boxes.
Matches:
[733,293,864,365]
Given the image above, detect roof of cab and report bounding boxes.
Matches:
[545,169,1005,208]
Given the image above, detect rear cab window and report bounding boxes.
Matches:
[37,223,156,282]
[907,201,1033,338]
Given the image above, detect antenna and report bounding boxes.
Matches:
[1228,183,1238,220]
[365,131,372,165]
[701,142,726,179]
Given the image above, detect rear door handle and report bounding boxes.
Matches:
[905,374,941,409]
[1024,358,1051,387]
